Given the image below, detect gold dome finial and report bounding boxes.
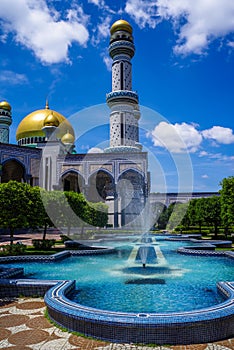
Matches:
[110,20,132,35]
[61,130,75,144]
[0,100,11,112]
[45,99,49,109]
[43,111,60,127]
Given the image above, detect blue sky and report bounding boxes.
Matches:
[0,0,233,193]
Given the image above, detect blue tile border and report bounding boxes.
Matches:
[173,237,234,257]
[44,279,234,345]
[0,240,233,345]
[0,247,116,263]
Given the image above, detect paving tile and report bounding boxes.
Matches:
[0,297,233,350]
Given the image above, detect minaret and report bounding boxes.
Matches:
[0,101,12,143]
[105,20,142,153]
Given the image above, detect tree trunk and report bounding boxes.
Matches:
[43,222,47,241]
[224,226,229,239]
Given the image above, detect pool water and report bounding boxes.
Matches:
[4,236,234,313]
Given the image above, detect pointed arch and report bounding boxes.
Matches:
[1,159,26,183]
[61,170,85,193]
[87,170,115,202]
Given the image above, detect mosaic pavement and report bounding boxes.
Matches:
[0,298,233,350]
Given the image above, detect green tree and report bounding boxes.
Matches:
[87,202,108,228]
[25,186,45,232]
[156,203,176,230]
[180,203,191,230]
[64,191,89,234]
[157,206,169,229]
[40,190,70,239]
[194,198,206,234]
[167,203,189,231]
[202,196,221,238]
[220,176,234,235]
[186,199,198,227]
[0,181,33,246]
[151,202,166,229]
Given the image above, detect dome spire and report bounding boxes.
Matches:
[45,99,49,109]
[0,100,12,143]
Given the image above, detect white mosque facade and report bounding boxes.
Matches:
[0,20,150,228]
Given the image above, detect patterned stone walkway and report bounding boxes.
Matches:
[0,298,233,350]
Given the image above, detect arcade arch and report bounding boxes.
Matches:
[1,159,26,183]
[61,171,84,193]
[117,169,146,226]
[87,170,115,203]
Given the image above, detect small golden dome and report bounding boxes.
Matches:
[61,131,75,144]
[44,112,59,127]
[0,100,11,111]
[16,105,75,141]
[110,20,132,35]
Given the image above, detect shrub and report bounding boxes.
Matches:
[0,243,26,256]
[60,235,72,243]
[32,239,55,250]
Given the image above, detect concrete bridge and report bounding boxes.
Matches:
[149,192,219,207]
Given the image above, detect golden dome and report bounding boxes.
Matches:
[44,112,59,127]
[61,131,75,144]
[110,20,132,35]
[16,104,75,141]
[0,100,11,111]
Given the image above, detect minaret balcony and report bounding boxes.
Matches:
[109,40,135,58]
[106,90,138,105]
[0,115,12,126]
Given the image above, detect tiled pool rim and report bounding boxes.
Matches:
[0,237,234,345]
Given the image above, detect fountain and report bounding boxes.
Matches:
[42,234,234,345]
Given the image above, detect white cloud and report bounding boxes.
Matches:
[97,17,112,39]
[92,15,112,45]
[0,70,28,85]
[202,126,234,144]
[199,151,208,157]
[227,41,234,48]
[125,0,234,55]
[88,0,115,14]
[199,150,234,162]
[125,0,159,29]
[88,0,101,5]
[201,174,209,179]
[0,0,89,64]
[148,121,202,153]
[103,55,112,71]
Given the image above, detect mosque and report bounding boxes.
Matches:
[0,20,150,228]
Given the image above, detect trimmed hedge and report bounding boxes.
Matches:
[0,243,26,256]
[32,239,55,250]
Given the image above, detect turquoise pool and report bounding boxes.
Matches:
[4,236,234,313]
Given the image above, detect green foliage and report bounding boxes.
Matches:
[0,181,36,244]
[0,243,26,256]
[60,235,72,243]
[0,180,109,244]
[220,176,234,232]
[32,239,56,250]
[86,202,108,228]
[64,191,89,234]
[41,190,70,228]
[167,203,189,230]
[157,205,170,229]
[201,196,221,238]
